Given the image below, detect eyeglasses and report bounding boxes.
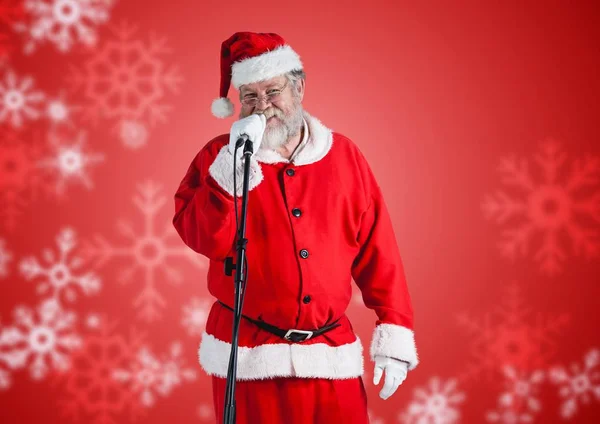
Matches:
[241,80,289,107]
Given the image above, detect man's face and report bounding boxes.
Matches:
[239,75,305,150]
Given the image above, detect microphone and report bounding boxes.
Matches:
[235,134,254,156]
[235,134,248,148]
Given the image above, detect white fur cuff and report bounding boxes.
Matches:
[370,323,419,371]
[208,145,264,197]
[198,332,365,380]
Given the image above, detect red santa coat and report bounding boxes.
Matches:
[172,110,419,381]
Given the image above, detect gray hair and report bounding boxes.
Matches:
[285,69,306,98]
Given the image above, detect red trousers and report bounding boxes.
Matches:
[212,376,370,424]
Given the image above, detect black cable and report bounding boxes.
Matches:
[233,144,249,317]
[228,142,250,381]
[234,144,239,237]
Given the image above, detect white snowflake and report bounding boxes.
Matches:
[398,376,466,424]
[486,403,533,424]
[0,298,81,380]
[368,409,385,424]
[160,342,197,389]
[85,313,100,329]
[82,180,208,321]
[0,317,13,390]
[0,69,45,128]
[485,365,544,423]
[482,139,600,276]
[14,0,115,54]
[45,91,80,126]
[548,348,600,419]
[112,341,196,407]
[37,130,105,195]
[118,119,149,150]
[0,368,11,390]
[19,227,101,304]
[197,403,214,421]
[0,238,13,277]
[500,365,544,413]
[181,297,210,336]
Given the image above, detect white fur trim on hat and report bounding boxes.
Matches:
[211,97,234,118]
[231,45,303,89]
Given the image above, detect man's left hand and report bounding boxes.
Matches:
[373,355,409,400]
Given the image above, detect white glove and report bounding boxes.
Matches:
[373,355,409,400]
[229,113,267,158]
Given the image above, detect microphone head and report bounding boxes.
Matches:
[236,134,248,148]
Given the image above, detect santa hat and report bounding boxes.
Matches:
[211,32,303,118]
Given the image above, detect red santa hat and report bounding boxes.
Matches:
[211,32,303,118]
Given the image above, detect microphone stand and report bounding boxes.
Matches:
[222,137,254,424]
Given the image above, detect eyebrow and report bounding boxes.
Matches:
[242,82,284,96]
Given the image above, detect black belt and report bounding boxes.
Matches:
[218,300,341,343]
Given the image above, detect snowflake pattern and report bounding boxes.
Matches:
[45,91,81,127]
[486,401,534,424]
[0,367,11,390]
[482,139,600,276]
[197,403,215,421]
[118,119,148,150]
[0,238,13,277]
[181,297,210,336]
[67,21,182,146]
[368,409,385,424]
[81,180,208,321]
[456,281,570,384]
[0,69,46,128]
[548,348,600,419]
[485,365,544,423]
[53,316,147,424]
[112,341,196,407]
[37,130,105,195]
[14,0,115,54]
[85,313,101,329]
[0,298,81,380]
[0,317,13,390]
[0,126,49,230]
[398,376,466,424]
[19,227,101,304]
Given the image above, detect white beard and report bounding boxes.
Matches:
[260,102,304,151]
[261,120,288,150]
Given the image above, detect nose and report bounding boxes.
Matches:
[253,97,271,112]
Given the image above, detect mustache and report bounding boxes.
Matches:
[255,109,282,119]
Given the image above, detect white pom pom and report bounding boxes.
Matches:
[211,97,234,118]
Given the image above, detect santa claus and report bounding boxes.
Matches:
[173,31,419,423]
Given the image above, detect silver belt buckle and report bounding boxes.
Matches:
[284,329,313,341]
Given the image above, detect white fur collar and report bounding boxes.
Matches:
[253,110,333,166]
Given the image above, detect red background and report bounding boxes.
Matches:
[1,0,599,423]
